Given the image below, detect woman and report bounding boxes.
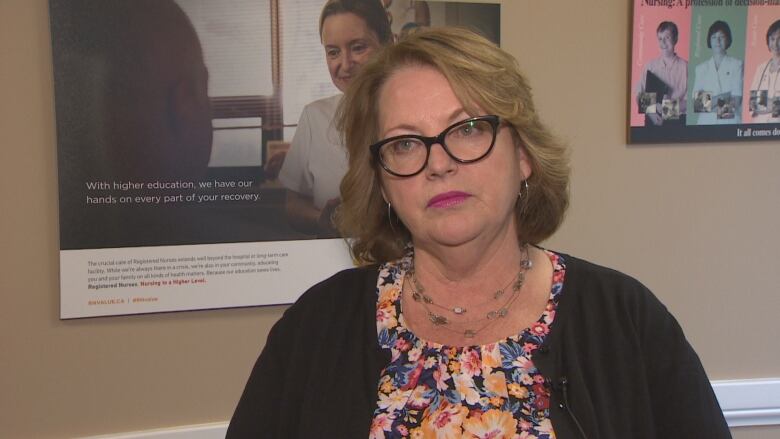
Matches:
[749,19,780,122]
[636,21,688,126]
[691,20,744,125]
[278,0,392,237]
[228,28,730,438]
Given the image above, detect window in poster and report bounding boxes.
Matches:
[49,0,500,318]
[629,1,780,143]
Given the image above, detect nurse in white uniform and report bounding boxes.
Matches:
[279,0,392,237]
[691,20,744,125]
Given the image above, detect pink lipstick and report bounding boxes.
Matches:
[427,191,471,208]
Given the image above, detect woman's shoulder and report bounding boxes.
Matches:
[553,252,679,338]
[554,252,661,309]
[695,58,712,72]
[263,265,379,347]
[286,265,379,317]
[558,252,646,287]
[302,94,343,117]
[725,55,744,68]
[726,54,743,63]
[752,59,771,75]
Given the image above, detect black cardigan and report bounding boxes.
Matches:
[227,254,731,438]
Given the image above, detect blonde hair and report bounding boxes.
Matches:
[337,27,569,264]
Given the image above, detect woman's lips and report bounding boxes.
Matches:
[427,191,471,208]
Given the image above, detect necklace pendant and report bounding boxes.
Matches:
[513,273,526,291]
[428,312,448,326]
[411,289,434,305]
[452,306,466,315]
[464,329,477,338]
[411,275,426,294]
[486,310,497,320]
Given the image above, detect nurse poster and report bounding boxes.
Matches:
[743,7,780,124]
[51,0,501,318]
[629,0,780,144]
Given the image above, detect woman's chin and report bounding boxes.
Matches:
[333,79,349,93]
[415,220,490,249]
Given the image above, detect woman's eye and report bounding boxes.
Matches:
[396,140,413,150]
[326,48,339,58]
[391,139,417,153]
[456,122,481,137]
[351,43,367,53]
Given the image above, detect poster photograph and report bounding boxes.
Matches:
[50,0,500,318]
[629,0,780,143]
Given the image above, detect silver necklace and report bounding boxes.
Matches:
[406,244,533,338]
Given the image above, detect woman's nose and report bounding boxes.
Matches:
[344,51,358,69]
[425,142,457,177]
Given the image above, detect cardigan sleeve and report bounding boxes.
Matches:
[226,305,301,438]
[226,266,386,438]
[535,255,732,439]
[634,285,732,438]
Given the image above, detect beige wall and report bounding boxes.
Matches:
[0,0,777,437]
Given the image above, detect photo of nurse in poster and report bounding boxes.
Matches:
[691,20,744,124]
[747,18,780,122]
[278,0,392,238]
[630,5,691,130]
[52,0,501,250]
[636,21,688,126]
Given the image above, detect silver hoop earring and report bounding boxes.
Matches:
[518,179,529,200]
[387,201,397,233]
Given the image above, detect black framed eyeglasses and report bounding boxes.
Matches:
[370,115,501,177]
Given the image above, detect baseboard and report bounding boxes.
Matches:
[82,378,780,438]
[82,422,229,439]
[712,378,780,427]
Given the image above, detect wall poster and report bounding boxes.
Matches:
[50,0,501,318]
[630,0,780,143]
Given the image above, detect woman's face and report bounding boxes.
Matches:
[710,30,728,55]
[321,12,381,92]
[657,29,676,57]
[769,29,780,59]
[376,65,531,251]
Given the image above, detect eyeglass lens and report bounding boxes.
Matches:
[379,118,495,176]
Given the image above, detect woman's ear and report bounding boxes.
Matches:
[512,132,533,181]
[518,148,533,181]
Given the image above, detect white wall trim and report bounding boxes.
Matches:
[713,378,780,427]
[81,378,780,438]
[82,422,229,439]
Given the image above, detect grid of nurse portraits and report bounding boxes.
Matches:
[630,2,780,139]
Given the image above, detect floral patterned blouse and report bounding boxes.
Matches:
[371,251,566,439]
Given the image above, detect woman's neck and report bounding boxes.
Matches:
[411,224,523,295]
[402,238,552,348]
[712,52,726,68]
[771,56,780,72]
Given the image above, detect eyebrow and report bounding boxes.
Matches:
[382,107,469,137]
[325,37,370,49]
